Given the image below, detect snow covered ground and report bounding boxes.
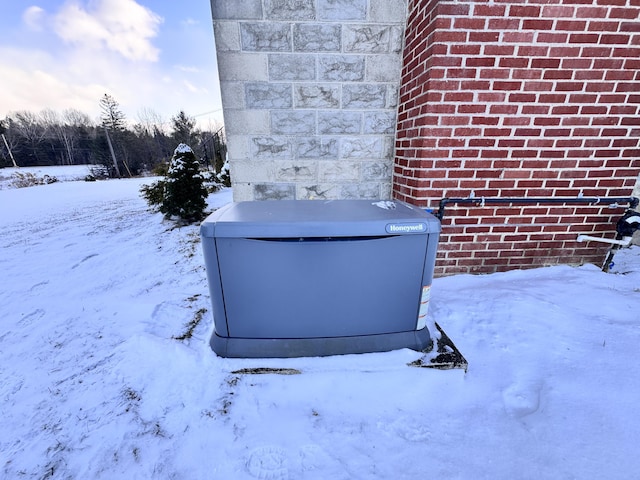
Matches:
[0,166,94,190]
[1,177,639,479]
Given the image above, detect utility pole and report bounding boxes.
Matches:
[103,126,121,177]
[1,133,18,168]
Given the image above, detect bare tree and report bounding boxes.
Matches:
[63,108,92,129]
[40,109,74,165]
[136,107,165,136]
[56,109,93,165]
[11,111,47,164]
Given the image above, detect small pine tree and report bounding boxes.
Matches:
[159,144,208,222]
[140,179,165,207]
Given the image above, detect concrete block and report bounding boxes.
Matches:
[319,55,365,82]
[294,24,341,52]
[219,82,245,109]
[380,180,393,200]
[318,0,367,20]
[254,183,296,200]
[294,84,340,108]
[342,84,386,108]
[341,137,383,158]
[366,54,402,82]
[231,159,273,183]
[361,160,392,180]
[386,85,399,108]
[265,0,316,20]
[214,22,241,51]
[369,0,408,23]
[223,110,270,135]
[269,54,316,80]
[382,135,395,157]
[250,136,293,158]
[211,0,263,20]
[390,26,405,53]
[296,183,340,199]
[363,111,397,134]
[318,160,360,182]
[240,23,292,52]
[275,160,318,181]
[318,112,362,134]
[343,25,392,54]
[226,135,250,160]
[271,110,316,134]
[231,183,254,202]
[245,82,292,108]
[295,137,339,158]
[217,53,268,81]
[341,182,381,199]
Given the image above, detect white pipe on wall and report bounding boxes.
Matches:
[576,235,632,247]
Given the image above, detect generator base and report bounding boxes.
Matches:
[210,328,432,358]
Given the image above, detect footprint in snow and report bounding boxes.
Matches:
[390,417,433,442]
[246,446,289,480]
[298,444,332,471]
[146,301,184,337]
[502,382,542,418]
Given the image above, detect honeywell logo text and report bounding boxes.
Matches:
[385,223,427,234]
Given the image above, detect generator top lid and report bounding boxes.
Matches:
[200,200,441,238]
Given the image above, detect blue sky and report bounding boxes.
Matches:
[0,0,223,128]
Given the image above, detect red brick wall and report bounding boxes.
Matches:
[394,0,640,276]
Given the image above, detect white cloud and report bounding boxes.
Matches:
[53,0,163,62]
[1,2,223,128]
[175,65,201,73]
[0,48,105,117]
[23,6,46,31]
[183,80,199,93]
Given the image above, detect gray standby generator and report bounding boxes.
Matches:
[200,200,441,358]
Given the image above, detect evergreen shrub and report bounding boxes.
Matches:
[140,144,208,223]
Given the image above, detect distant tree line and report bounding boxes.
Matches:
[0,94,227,178]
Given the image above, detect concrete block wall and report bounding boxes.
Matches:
[395,0,640,275]
[211,0,408,201]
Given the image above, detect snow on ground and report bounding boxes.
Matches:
[1,178,639,479]
[0,165,94,190]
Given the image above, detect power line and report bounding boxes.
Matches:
[193,108,223,118]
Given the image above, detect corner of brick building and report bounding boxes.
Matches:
[393,0,640,276]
